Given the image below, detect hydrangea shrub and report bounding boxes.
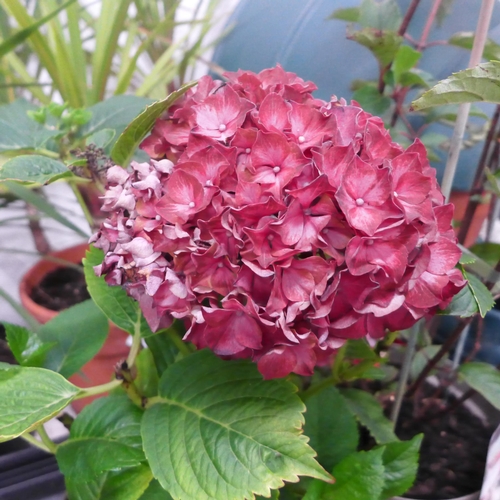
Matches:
[92,65,465,379]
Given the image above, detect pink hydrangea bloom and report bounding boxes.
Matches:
[91,65,465,379]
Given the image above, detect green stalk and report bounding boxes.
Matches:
[73,378,122,399]
[37,424,58,453]
[21,432,52,454]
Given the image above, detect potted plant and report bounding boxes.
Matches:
[0,56,499,499]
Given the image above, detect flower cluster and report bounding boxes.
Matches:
[92,65,465,379]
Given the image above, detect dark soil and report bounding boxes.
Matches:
[397,393,494,499]
[30,266,90,311]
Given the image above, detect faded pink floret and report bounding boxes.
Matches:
[91,65,465,380]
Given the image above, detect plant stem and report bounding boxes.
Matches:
[397,0,421,36]
[416,0,443,51]
[126,315,143,368]
[168,329,193,357]
[406,318,473,397]
[21,432,52,454]
[441,0,496,201]
[37,424,58,453]
[73,378,122,400]
[390,321,420,427]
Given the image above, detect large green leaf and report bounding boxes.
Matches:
[459,362,500,410]
[304,386,359,471]
[57,395,145,482]
[441,280,478,317]
[4,323,55,367]
[83,246,154,337]
[134,348,159,398]
[378,435,422,499]
[348,28,402,67]
[392,45,421,85]
[339,389,397,444]
[144,329,179,376]
[411,61,500,110]
[78,95,154,139]
[38,299,108,378]
[138,480,173,500]
[305,448,386,500]
[0,155,71,185]
[352,85,391,115]
[463,271,494,318]
[469,242,500,267]
[358,0,401,31]
[142,349,332,500]
[0,99,60,152]
[111,82,195,167]
[0,365,79,441]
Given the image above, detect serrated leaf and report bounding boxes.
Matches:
[379,435,422,498]
[459,362,500,410]
[393,45,421,85]
[4,323,54,367]
[0,99,60,152]
[345,339,378,361]
[469,242,500,267]
[307,448,385,500]
[339,388,397,444]
[358,0,401,31]
[352,85,391,115]
[57,395,145,481]
[329,7,360,22]
[441,280,478,317]
[66,465,153,500]
[138,480,173,500]
[142,349,332,500]
[449,31,500,62]
[348,28,402,67]
[0,365,79,441]
[0,155,71,185]
[38,299,108,378]
[83,246,154,337]
[111,82,195,167]
[464,271,494,318]
[411,61,500,110]
[304,386,359,471]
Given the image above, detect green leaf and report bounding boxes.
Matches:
[459,250,477,265]
[449,32,500,62]
[66,465,154,500]
[398,68,431,89]
[0,365,79,441]
[38,299,108,378]
[329,7,360,22]
[3,181,88,237]
[358,0,402,31]
[142,349,332,500]
[86,129,116,149]
[78,95,154,139]
[459,362,500,410]
[308,448,386,500]
[441,280,478,317]
[379,435,422,498]
[352,85,391,115]
[392,45,421,85]
[469,242,500,267]
[0,0,77,58]
[304,386,359,471]
[144,329,179,376]
[345,339,378,361]
[0,155,70,185]
[339,388,397,444]
[411,61,500,110]
[138,480,173,500]
[463,270,494,318]
[83,246,154,337]
[4,323,54,367]
[135,348,159,398]
[111,82,196,167]
[57,395,145,481]
[0,99,60,152]
[348,28,403,67]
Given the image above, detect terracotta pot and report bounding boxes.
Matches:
[449,191,491,248]
[19,243,129,412]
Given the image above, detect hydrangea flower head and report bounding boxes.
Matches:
[92,65,465,379]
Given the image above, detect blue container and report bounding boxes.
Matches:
[213,0,500,191]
